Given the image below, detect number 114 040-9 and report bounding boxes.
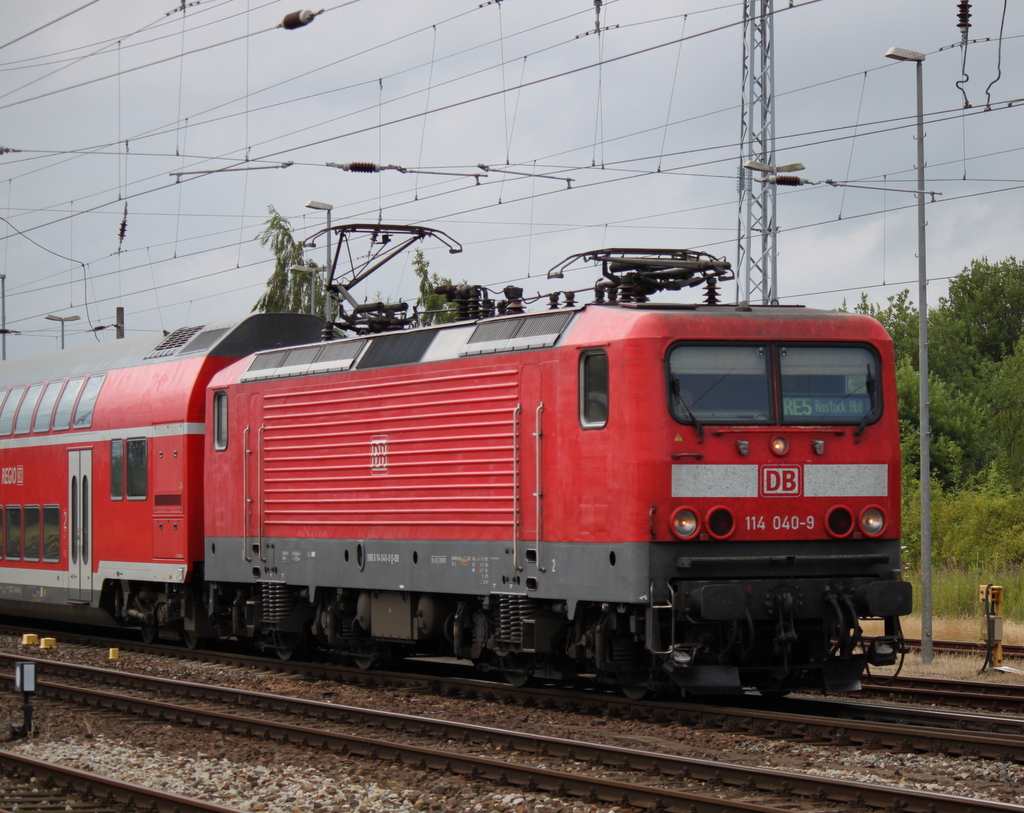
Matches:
[745,515,815,531]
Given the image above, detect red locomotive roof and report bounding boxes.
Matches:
[214,303,892,388]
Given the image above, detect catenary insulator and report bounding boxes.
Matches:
[346,162,379,173]
[773,174,808,186]
[281,9,317,29]
[957,1,972,35]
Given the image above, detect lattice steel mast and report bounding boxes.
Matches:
[736,0,777,305]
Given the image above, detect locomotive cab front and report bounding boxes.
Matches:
[647,311,910,694]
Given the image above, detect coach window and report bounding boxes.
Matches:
[579,350,609,428]
[213,390,228,450]
[110,439,124,500]
[52,377,85,431]
[668,345,771,424]
[33,380,64,433]
[126,438,148,500]
[23,506,40,562]
[14,383,44,435]
[5,506,21,561]
[43,506,60,563]
[72,373,105,429]
[0,386,23,436]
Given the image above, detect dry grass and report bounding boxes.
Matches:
[863,614,1024,684]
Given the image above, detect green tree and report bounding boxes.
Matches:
[252,205,321,315]
[988,335,1024,483]
[413,249,459,325]
[929,256,1024,392]
[851,289,918,367]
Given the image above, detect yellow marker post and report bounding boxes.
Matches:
[39,638,57,650]
[21,634,39,646]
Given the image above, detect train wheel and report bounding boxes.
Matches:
[182,629,202,650]
[621,684,649,701]
[354,655,376,670]
[272,632,301,661]
[140,623,158,644]
[497,655,532,687]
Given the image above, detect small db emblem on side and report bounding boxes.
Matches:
[370,436,388,474]
[761,465,800,496]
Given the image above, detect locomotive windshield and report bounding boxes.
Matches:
[668,343,879,426]
[668,345,771,422]
[778,345,876,425]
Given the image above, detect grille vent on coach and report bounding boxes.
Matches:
[145,325,205,359]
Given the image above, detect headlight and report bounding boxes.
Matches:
[860,506,886,536]
[770,436,789,456]
[670,508,699,540]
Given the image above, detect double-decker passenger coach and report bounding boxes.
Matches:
[0,315,323,639]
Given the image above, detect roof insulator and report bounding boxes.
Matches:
[957,1,972,36]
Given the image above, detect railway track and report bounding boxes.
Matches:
[861,673,1024,711]
[0,749,247,813]
[4,652,1024,813]
[901,637,1024,660]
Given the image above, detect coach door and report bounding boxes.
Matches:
[67,449,94,603]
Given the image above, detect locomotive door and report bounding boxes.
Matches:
[241,394,267,566]
[67,449,93,603]
[517,364,544,566]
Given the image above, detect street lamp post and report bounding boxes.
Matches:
[885,46,931,665]
[305,200,334,334]
[0,274,6,361]
[45,314,81,350]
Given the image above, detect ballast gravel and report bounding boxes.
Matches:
[3,636,1024,811]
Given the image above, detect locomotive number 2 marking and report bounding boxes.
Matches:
[745,515,816,531]
[370,436,388,474]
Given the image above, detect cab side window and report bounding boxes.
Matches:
[579,350,609,429]
[213,390,228,451]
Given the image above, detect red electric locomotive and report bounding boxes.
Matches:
[198,248,910,694]
[0,244,909,695]
[0,314,323,639]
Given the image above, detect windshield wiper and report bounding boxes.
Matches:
[854,363,876,436]
[671,378,704,439]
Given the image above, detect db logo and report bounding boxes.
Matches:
[370,436,388,474]
[761,465,800,496]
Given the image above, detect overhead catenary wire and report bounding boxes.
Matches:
[1,0,1022,344]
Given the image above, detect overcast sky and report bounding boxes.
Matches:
[1,0,1021,357]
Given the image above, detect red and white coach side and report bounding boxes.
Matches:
[0,314,322,639]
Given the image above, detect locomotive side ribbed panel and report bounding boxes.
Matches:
[258,367,520,537]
